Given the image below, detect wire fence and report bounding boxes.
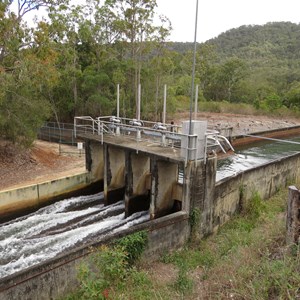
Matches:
[38,122,85,157]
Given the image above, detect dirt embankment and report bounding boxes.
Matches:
[1,113,300,191]
[0,140,85,191]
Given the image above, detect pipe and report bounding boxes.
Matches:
[194,84,199,120]
[163,84,167,124]
[243,134,300,145]
[188,0,199,136]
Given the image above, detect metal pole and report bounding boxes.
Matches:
[74,118,76,138]
[137,84,141,140]
[194,84,199,120]
[243,134,300,145]
[163,84,167,124]
[117,84,120,118]
[189,0,199,136]
[137,83,141,120]
[116,84,120,135]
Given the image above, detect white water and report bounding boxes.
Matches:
[0,192,149,279]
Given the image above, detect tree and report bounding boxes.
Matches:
[0,0,60,145]
[107,0,160,117]
[285,82,300,109]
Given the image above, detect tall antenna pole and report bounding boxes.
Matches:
[189,0,199,135]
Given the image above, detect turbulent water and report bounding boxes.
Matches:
[217,136,300,181]
[2,135,300,280]
[0,192,149,279]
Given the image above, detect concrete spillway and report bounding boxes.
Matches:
[217,136,300,181]
[3,135,300,280]
[0,192,149,279]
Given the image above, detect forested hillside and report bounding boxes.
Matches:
[172,22,300,106]
[1,0,300,146]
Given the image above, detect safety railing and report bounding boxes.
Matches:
[74,116,234,162]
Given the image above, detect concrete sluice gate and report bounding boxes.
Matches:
[81,118,220,220]
[0,118,234,299]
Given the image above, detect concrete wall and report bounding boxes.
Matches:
[86,140,104,181]
[150,158,179,219]
[2,147,300,299]
[188,156,217,238]
[212,153,300,232]
[0,172,94,220]
[0,212,189,300]
[103,145,126,204]
[125,151,151,216]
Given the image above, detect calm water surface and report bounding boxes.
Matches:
[217,136,300,181]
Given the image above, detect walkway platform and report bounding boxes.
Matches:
[78,132,183,163]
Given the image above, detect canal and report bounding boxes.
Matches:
[217,136,300,181]
[1,135,300,280]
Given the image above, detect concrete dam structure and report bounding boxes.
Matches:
[1,117,300,300]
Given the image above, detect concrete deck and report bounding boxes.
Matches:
[78,133,185,163]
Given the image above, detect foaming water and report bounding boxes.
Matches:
[0,192,149,279]
[217,136,300,181]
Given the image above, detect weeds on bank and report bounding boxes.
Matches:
[63,231,160,300]
[64,188,300,299]
[162,188,300,299]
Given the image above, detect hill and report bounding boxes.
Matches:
[171,22,300,105]
[206,22,300,61]
[171,22,300,61]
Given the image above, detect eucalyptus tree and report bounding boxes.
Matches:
[106,0,164,117]
[45,2,87,120]
[0,0,63,145]
[76,1,124,116]
[204,57,247,102]
[149,15,173,120]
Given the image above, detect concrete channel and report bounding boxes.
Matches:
[1,125,300,299]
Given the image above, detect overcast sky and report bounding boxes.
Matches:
[14,0,300,43]
[156,0,300,42]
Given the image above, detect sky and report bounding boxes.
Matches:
[156,0,300,42]
[13,0,300,43]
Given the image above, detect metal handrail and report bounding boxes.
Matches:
[74,116,234,162]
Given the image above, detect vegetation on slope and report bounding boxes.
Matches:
[63,187,300,299]
[1,1,300,146]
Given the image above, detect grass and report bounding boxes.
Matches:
[198,100,300,119]
[63,187,300,299]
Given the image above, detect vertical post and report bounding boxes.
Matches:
[137,83,141,121]
[187,0,199,161]
[163,84,167,124]
[188,0,199,136]
[74,117,77,138]
[194,84,199,120]
[116,84,120,135]
[286,186,300,245]
[137,84,141,141]
[117,84,120,118]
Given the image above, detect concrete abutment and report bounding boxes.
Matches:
[84,134,219,237]
[4,129,300,299]
[85,137,188,219]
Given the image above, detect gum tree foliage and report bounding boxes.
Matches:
[105,0,166,117]
[4,1,300,149]
[0,0,64,145]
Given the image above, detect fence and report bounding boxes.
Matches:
[38,122,85,157]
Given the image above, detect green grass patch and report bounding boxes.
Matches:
[63,187,300,299]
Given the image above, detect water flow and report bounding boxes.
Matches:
[217,136,300,181]
[0,192,149,279]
